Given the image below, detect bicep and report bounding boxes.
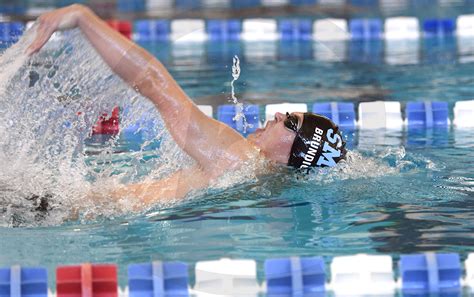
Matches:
[146,78,250,173]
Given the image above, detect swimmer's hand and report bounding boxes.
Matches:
[26,4,90,56]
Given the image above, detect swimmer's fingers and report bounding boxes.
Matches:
[26,5,85,56]
[26,18,58,56]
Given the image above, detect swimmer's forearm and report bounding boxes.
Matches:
[109,166,211,207]
[77,8,169,96]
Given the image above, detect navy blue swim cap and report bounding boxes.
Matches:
[288,112,346,171]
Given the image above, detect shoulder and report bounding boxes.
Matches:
[205,138,263,178]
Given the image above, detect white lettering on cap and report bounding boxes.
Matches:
[300,126,324,168]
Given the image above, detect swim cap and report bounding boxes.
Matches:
[288,113,346,171]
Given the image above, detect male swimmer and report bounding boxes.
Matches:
[27,5,346,206]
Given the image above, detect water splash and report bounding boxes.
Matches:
[229,55,253,133]
[299,146,439,184]
[0,29,439,228]
[0,28,192,227]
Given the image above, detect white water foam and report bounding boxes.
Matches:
[0,30,268,227]
[0,28,437,227]
[0,28,194,227]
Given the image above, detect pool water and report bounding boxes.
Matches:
[0,26,474,289]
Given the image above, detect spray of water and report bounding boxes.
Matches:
[0,28,436,227]
[229,55,253,133]
[0,28,196,227]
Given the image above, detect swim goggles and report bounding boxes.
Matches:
[284,112,300,133]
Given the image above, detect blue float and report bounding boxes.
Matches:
[128,261,189,297]
[119,105,163,151]
[406,101,449,127]
[231,0,261,9]
[400,253,461,293]
[265,257,326,295]
[134,20,170,42]
[290,0,317,5]
[0,22,25,43]
[117,0,146,12]
[349,19,383,39]
[0,1,26,15]
[279,19,313,41]
[218,104,260,135]
[175,0,202,10]
[423,19,455,37]
[207,20,242,41]
[0,266,48,297]
[350,0,379,7]
[312,102,356,129]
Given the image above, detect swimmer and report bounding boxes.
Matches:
[27,5,346,206]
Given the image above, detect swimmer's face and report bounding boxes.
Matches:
[247,112,304,164]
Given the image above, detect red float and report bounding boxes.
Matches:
[92,20,132,136]
[106,20,132,40]
[56,263,118,297]
[92,107,120,135]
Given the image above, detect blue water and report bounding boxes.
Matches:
[153,38,474,108]
[1,28,474,291]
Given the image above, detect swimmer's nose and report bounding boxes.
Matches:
[275,112,285,121]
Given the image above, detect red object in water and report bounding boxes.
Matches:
[106,20,132,39]
[92,20,131,136]
[92,107,120,135]
[56,263,118,297]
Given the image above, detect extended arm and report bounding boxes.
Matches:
[109,165,211,207]
[28,5,256,176]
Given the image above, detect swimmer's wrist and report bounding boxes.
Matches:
[76,5,94,27]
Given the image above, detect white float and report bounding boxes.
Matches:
[453,100,474,127]
[385,17,420,40]
[330,254,396,296]
[313,18,350,41]
[198,105,214,118]
[265,103,308,122]
[241,19,279,41]
[358,101,403,130]
[193,258,260,296]
[171,19,208,43]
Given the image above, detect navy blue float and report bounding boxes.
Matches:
[265,257,326,295]
[217,104,260,135]
[350,19,383,39]
[279,19,313,41]
[423,19,456,37]
[128,262,189,297]
[312,102,356,129]
[406,101,449,127]
[134,20,170,42]
[290,0,317,5]
[117,0,146,12]
[231,0,261,9]
[175,0,201,10]
[207,20,242,41]
[0,266,48,297]
[400,253,461,293]
[0,22,25,43]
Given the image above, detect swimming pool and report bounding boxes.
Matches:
[1,4,474,297]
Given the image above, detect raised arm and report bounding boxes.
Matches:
[27,5,256,176]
